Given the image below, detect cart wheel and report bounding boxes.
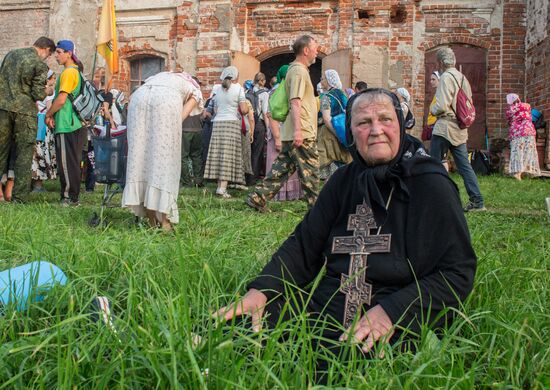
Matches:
[88,212,101,227]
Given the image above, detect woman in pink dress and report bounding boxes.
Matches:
[505,93,540,180]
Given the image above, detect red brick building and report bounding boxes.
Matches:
[1,0,548,167]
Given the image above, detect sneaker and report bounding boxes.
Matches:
[60,198,80,207]
[228,184,248,190]
[246,193,269,213]
[215,189,232,199]
[463,202,486,212]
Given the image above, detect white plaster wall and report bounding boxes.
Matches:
[49,0,100,78]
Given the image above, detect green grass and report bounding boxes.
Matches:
[0,174,549,388]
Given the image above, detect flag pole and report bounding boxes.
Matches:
[91,50,98,87]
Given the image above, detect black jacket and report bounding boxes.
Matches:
[249,159,476,333]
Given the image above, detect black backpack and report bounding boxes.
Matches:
[471,150,491,175]
[245,87,268,124]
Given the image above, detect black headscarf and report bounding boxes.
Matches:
[345,88,449,225]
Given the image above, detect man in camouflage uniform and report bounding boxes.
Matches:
[247,35,320,211]
[0,37,55,201]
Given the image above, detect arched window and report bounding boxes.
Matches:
[130,56,165,92]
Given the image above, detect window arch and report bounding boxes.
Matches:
[129,55,165,92]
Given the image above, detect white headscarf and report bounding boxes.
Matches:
[396,87,411,103]
[324,69,342,90]
[316,82,324,95]
[220,66,239,81]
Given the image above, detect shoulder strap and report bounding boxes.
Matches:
[447,71,461,89]
[66,68,84,102]
[444,71,462,117]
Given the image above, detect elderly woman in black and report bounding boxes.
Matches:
[217,88,476,372]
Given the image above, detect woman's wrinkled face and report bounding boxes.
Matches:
[430,74,439,89]
[351,94,401,166]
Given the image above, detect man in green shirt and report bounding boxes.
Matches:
[0,36,55,201]
[46,40,86,206]
[247,35,320,211]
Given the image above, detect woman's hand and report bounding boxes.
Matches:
[339,304,394,354]
[214,289,268,333]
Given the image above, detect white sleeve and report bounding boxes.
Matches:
[260,91,269,115]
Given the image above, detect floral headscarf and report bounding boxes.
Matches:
[324,69,342,90]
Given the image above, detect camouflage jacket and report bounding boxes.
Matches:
[0,47,49,116]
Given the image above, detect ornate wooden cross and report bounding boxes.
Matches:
[331,202,392,328]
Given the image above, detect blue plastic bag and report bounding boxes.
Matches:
[36,112,47,142]
[331,113,348,147]
[0,261,67,312]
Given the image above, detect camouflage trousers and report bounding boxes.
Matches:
[0,109,37,199]
[253,138,320,207]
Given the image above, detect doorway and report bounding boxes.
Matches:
[260,53,322,90]
[424,44,487,150]
[231,50,323,92]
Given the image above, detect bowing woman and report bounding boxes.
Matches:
[122,72,203,232]
[217,88,476,371]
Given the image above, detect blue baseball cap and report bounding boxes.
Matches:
[56,40,79,62]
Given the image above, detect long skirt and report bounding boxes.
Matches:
[509,135,540,176]
[122,85,184,224]
[242,131,253,176]
[204,120,245,184]
[31,126,57,181]
[317,124,352,179]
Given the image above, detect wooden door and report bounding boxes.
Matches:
[424,45,487,150]
[231,51,260,86]
[322,49,352,90]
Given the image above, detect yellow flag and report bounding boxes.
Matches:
[97,0,118,86]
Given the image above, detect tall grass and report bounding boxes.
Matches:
[0,174,548,388]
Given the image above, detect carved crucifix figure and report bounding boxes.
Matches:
[331,202,392,328]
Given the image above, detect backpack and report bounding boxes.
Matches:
[269,82,289,122]
[532,108,547,130]
[68,72,105,123]
[245,87,268,124]
[448,72,476,129]
[470,150,491,175]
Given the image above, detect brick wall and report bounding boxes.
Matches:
[525,0,549,168]
[412,1,527,144]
